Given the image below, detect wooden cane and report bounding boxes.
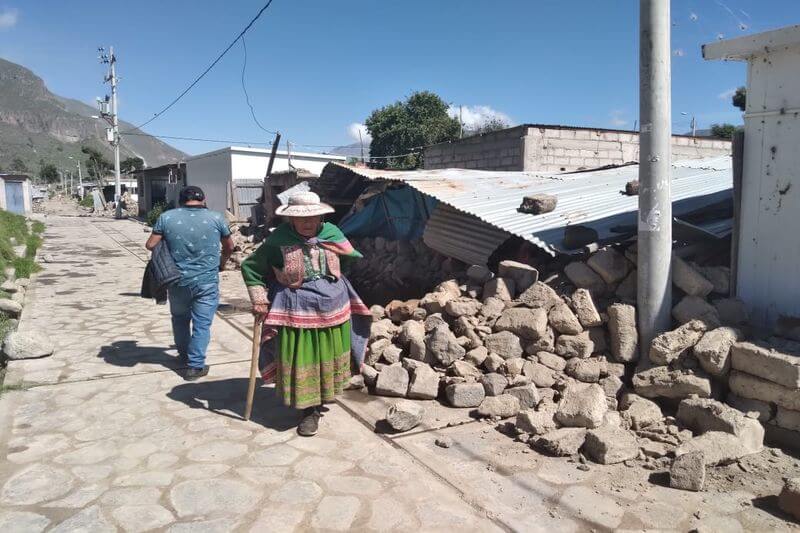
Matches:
[244,317,263,421]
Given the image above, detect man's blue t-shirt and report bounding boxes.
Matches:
[153,207,231,287]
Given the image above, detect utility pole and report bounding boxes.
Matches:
[98,46,122,218]
[638,0,673,361]
[459,105,464,138]
[358,129,365,164]
[77,160,83,198]
[691,116,697,137]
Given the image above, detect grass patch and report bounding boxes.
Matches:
[0,380,29,395]
[79,195,94,208]
[0,210,44,282]
[31,221,45,234]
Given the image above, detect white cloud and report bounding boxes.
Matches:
[718,88,737,100]
[609,109,629,127]
[447,105,514,131]
[0,8,18,30]
[347,123,371,143]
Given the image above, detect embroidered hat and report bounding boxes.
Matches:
[275,191,335,217]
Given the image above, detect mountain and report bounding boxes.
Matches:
[329,142,369,158]
[0,57,186,175]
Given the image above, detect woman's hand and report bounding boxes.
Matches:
[252,304,269,317]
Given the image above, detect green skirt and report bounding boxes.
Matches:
[276,321,352,409]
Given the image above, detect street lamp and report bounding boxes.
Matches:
[680,112,697,137]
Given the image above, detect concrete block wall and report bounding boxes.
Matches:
[423,125,732,172]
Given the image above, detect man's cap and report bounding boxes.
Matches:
[179,186,205,204]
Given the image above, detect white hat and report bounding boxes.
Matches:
[275,191,335,217]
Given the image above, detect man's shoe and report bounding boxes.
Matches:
[177,353,189,367]
[184,366,209,381]
[297,407,321,437]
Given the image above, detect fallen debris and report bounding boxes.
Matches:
[519,194,558,215]
[386,400,424,432]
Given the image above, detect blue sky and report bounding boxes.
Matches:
[0,1,797,156]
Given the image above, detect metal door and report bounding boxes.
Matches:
[4,181,24,214]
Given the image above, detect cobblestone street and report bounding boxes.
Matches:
[0,216,798,532]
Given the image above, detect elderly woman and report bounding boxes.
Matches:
[241,192,370,436]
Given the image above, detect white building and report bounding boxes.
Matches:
[704,25,800,327]
[185,146,346,214]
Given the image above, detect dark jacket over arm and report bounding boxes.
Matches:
[140,240,181,303]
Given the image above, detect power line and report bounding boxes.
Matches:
[240,34,276,136]
[121,132,274,145]
[125,0,277,132]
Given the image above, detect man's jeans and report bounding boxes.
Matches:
[168,282,220,369]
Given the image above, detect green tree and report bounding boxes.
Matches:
[81,146,112,182]
[365,91,460,169]
[710,123,739,139]
[732,86,746,111]
[11,157,27,172]
[466,118,510,136]
[121,156,144,174]
[39,163,59,183]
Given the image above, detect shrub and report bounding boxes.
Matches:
[0,210,43,281]
[31,221,45,234]
[146,202,169,227]
[79,196,94,208]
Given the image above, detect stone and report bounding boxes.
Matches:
[267,479,323,505]
[381,344,402,365]
[620,394,663,429]
[503,357,525,377]
[370,305,386,321]
[676,397,764,455]
[525,327,555,353]
[480,297,506,321]
[537,351,567,372]
[445,382,485,408]
[607,303,638,362]
[516,404,557,435]
[386,299,420,322]
[672,296,721,328]
[698,265,730,295]
[483,353,505,373]
[0,511,50,533]
[693,327,742,376]
[564,262,606,294]
[522,361,556,388]
[435,436,453,448]
[484,330,523,360]
[311,495,361,531]
[534,428,587,456]
[779,478,800,521]
[555,331,594,359]
[555,383,607,428]
[0,298,22,317]
[731,340,800,389]
[649,320,707,366]
[725,393,773,422]
[445,297,482,318]
[370,319,397,341]
[600,375,624,399]
[345,374,364,390]
[448,360,482,379]
[773,406,800,431]
[587,248,630,284]
[624,179,639,195]
[113,505,174,532]
[519,193,557,214]
[571,289,602,327]
[2,331,55,360]
[366,338,391,366]
[407,364,440,400]
[498,260,539,293]
[361,365,378,387]
[386,400,424,432]
[494,307,548,340]
[483,277,515,302]
[672,256,714,297]
[615,270,637,304]
[565,358,602,383]
[587,327,607,354]
[675,431,759,466]
[398,320,426,361]
[374,364,409,397]
[505,384,539,409]
[583,426,639,464]
[1,280,17,293]
[426,324,465,366]
[465,346,488,367]
[604,361,625,378]
[419,292,453,315]
[729,370,800,411]
[49,506,115,533]
[480,373,508,396]
[670,451,705,491]
[424,313,447,333]
[477,394,521,418]
[518,281,560,310]
[0,464,73,505]
[633,367,711,399]
[713,298,749,326]
[467,264,493,284]
[548,302,583,335]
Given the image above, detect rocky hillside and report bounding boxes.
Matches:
[0,57,186,173]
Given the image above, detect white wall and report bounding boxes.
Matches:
[185,151,233,214]
[736,41,800,326]
[230,150,344,180]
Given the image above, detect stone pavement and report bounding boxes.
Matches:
[0,216,500,532]
[1,216,798,533]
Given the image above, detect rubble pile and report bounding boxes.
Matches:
[228,224,258,268]
[356,243,774,481]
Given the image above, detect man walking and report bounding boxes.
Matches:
[146,186,234,380]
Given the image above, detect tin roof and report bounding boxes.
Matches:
[322,157,732,257]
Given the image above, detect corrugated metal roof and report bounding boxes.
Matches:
[235,179,263,206]
[323,156,732,257]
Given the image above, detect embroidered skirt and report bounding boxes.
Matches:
[276,321,352,409]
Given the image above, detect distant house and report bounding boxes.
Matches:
[423,124,732,173]
[185,146,346,215]
[134,163,186,215]
[0,174,32,215]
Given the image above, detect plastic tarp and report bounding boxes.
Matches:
[338,185,437,241]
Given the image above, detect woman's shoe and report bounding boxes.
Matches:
[297,407,321,437]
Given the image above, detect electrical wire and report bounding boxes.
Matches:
[125,0,277,132]
[240,34,276,136]
[121,132,273,145]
